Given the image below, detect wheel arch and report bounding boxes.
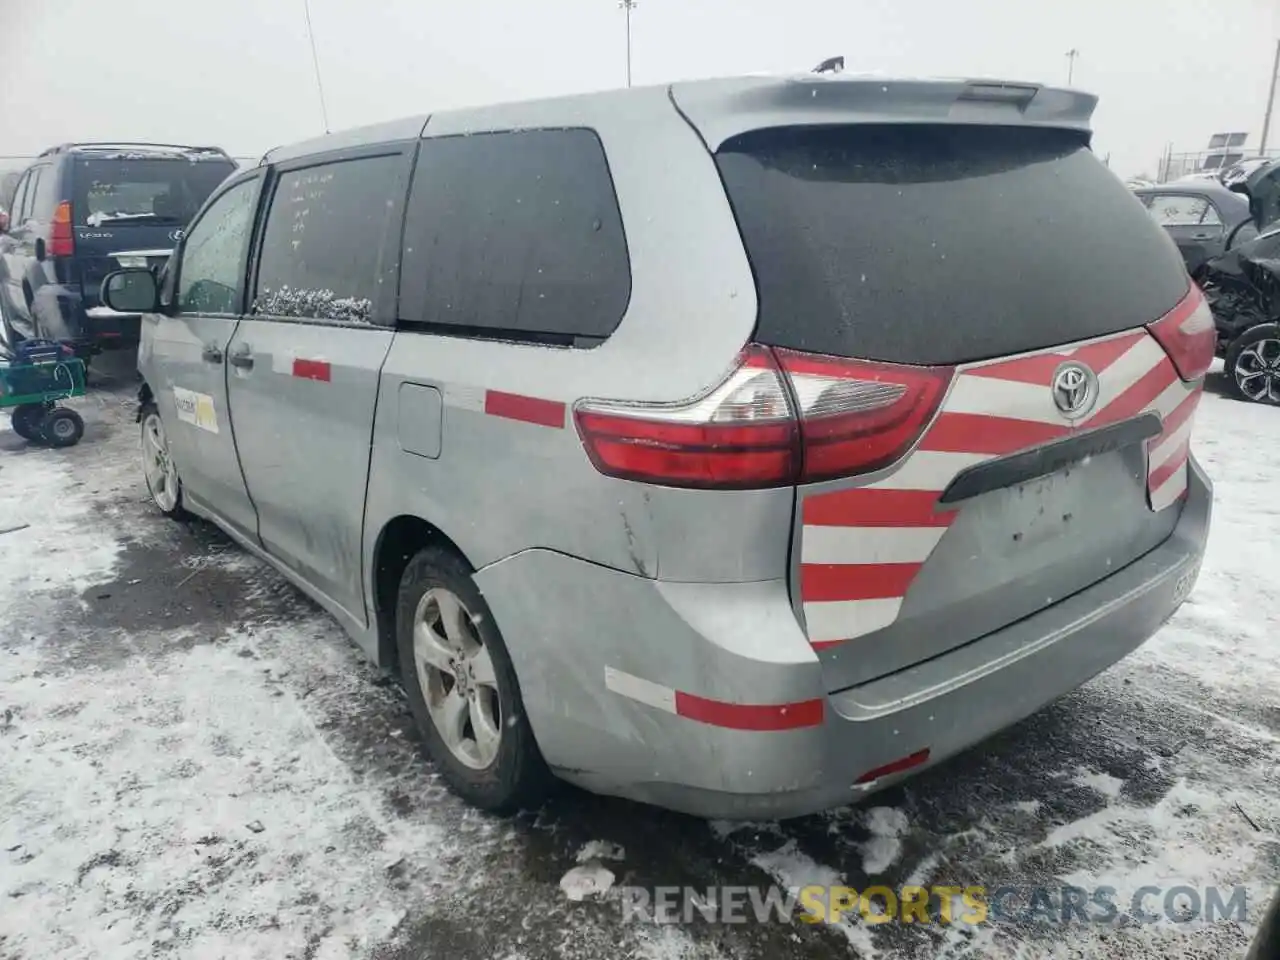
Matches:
[136,380,155,421]
[371,514,474,677]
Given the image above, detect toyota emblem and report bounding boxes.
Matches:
[1051,361,1099,419]
[168,229,185,242]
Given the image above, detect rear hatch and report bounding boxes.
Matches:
[71,153,235,308]
[707,111,1210,690]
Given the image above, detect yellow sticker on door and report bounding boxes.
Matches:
[173,386,219,434]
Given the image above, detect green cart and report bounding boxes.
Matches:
[0,342,87,447]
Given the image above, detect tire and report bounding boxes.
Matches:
[1224,323,1280,406]
[41,408,83,447]
[10,404,46,441]
[139,402,187,518]
[395,545,552,813]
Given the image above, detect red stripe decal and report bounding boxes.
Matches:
[1157,388,1202,440]
[293,358,331,382]
[965,331,1145,385]
[855,749,932,784]
[800,562,922,602]
[921,412,1068,455]
[674,691,824,731]
[484,391,566,429]
[803,489,955,528]
[1149,445,1190,492]
[1091,361,1177,427]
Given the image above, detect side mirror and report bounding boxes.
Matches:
[101,268,160,313]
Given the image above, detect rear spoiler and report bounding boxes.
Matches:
[669,75,1097,152]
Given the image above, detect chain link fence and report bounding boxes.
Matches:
[1158,148,1280,183]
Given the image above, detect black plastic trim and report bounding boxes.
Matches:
[939,413,1163,505]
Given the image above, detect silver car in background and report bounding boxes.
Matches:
[103,74,1214,819]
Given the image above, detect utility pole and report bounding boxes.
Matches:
[1261,38,1280,154]
[619,0,638,88]
[1065,49,1079,86]
[302,0,331,134]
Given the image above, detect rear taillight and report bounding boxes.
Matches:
[1148,285,1215,382]
[574,345,800,489]
[49,201,74,258]
[573,345,953,489]
[773,349,953,483]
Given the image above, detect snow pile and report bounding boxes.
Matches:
[559,864,616,902]
[860,806,910,875]
[254,286,373,324]
[0,627,420,958]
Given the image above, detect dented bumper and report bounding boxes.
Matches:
[476,456,1211,820]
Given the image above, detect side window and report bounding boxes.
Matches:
[176,177,260,316]
[31,166,57,219]
[22,170,41,221]
[1200,202,1223,226]
[17,170,40,223]
[1147,195,1210,227]
[252,154,405,324]
[8,172,31,222]
[398,129,631,345]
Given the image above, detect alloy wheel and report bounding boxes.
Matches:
[412,587,503,770]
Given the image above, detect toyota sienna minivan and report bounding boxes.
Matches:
[101,74,1214,818]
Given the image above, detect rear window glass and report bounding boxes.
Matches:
[398,128,631,345]
[73,158,234,228]
[715,125,1190,365]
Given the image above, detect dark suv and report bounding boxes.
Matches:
[0,143,236,358]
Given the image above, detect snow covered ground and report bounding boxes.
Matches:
[0,360,1276,960]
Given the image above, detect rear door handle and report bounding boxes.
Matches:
[229,350,254,370]
[201,345,223,364]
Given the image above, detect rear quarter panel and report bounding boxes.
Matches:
[363,86,779,598]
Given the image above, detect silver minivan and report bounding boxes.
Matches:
[102,75,1214,819]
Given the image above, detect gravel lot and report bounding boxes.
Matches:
[1,355,1277,960]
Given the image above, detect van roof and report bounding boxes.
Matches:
[259,74,1097,165]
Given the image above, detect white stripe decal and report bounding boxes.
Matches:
[443,384,487,413]
[1150,461,1189,512]
[942,375,1064,425]
[604,667,676,714]
[803,598,902,644]
[1149,378,1197,421]
[801,526,947,565]
[867,450,993,491]
[1083,338,1168,424]
[1149,419,1194,470]
[271,352,294,375]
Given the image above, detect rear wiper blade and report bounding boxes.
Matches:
[84,212,183,226]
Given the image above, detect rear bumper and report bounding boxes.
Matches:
[477,456,1212,820]
[31,284,140,350]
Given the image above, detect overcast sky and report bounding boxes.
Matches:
[1,0,1277,178]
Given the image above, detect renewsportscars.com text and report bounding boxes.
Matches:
[617,884,1250,927]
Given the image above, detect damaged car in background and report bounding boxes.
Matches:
[1138,161,1280,405]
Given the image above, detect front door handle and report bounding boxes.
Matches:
[201,344,223,364]
[228,349,254,370]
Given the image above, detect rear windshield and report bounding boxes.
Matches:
[73,157,235,228]
[715,125,1190,365]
